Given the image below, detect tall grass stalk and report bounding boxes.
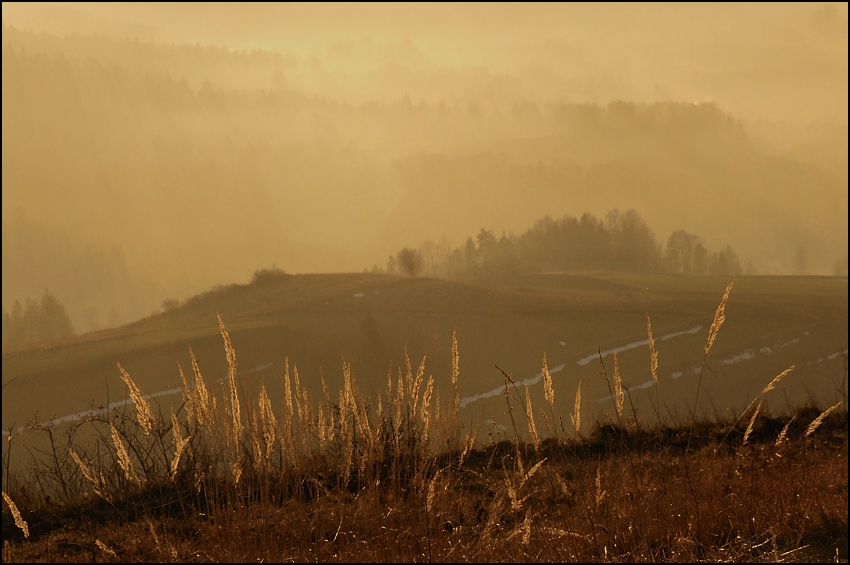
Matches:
[647,314,661,424]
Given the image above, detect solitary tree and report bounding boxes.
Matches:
[396,247,424,277]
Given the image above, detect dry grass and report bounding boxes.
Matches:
[2,491,28,539]
[2,289,847,563]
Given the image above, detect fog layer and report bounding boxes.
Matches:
[2,3,847,332]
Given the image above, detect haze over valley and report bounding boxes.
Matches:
[3,7,849,562]
[2,2,847,333]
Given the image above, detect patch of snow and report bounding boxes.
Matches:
[246,362,273,374]
[5,361,275,437]
[353,292,364,298]
[576,325,702,366]
[719,350,756,365]
[462,326,702,409]
[459,364,564,408]
[597,379,655,403]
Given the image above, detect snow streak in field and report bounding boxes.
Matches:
[596,334,846,404]
[575,325,702,366]
[459,363,566,408]
[2,362,274,437]
[460,325,703,409]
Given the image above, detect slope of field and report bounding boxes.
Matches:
[2,273,847,461]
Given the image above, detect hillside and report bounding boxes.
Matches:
[3,273,846,459]
[1,271,847,562]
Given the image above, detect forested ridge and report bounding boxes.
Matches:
[387,208,744,279]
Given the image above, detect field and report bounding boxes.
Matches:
[1,273,847,561]
[3,273,846,444]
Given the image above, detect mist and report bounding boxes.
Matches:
[2,2,847,332]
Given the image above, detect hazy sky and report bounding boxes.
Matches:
[2,2,847,331]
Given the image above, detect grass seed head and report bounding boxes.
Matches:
[258,383,279,463]
[451,330,460,443]
[421,375,434,445]
[2,492,29,539]
[110,423,141,487]
[218,314,243,453]
[613,354,624,416]
[95,539,118,558]
[761,365,794,396]
[775,414,796,447]
[805,402,841,437]
[411,355,426,419]
[170,410,191,480]
[647,314,659,383]
[117,363,157,437]
[705,281,734,355]
[595,466,606,506]
[521,509,533,545]
[189,347,212,429]
[743,399,762,446]
[570,381,582,436]
[69,449,111,501]
[524,385,540,449]
[542,353,555,408]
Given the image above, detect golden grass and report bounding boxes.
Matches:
[542,353,554,408]
[595,465,606,506]
[775,414,796,447]
[218,313,243,485]
[2,492,28,539]
[94,539,117,558]
[705,281,733,355]
[117,362,157,437]
[451,329,460,447]
[2,282,846,563]
[571,381,582,437]
[170,411,190,481]
[68,449,110,502]
[647,314,659,384]
[110,423,141,488]
[524,385,540,449]
[742,399,762,446]
[612,353,624,417]
[805,402,842,437]
[761,365,795,396]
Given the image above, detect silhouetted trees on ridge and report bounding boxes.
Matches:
[2,291,75,348]
[386,208,743,279]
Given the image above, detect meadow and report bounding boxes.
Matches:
[1,273,847,561]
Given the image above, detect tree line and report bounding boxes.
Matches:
[2,291,74,348]
[384,208,745,279]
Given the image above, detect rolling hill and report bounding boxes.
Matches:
[2,272,847,465]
